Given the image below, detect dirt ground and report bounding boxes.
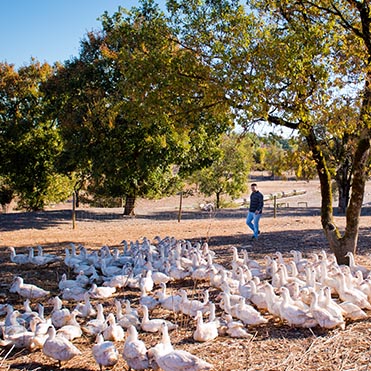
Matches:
[2,177,371,371]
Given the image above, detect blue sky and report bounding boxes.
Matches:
[1,1,165,68]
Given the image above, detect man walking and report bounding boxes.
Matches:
[246,183,264,240]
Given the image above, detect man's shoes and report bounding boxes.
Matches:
[258,230,261,235]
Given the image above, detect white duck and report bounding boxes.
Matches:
[224,314,253,339]
[156,282,182,313]
[115,299,141,329]
[148,346,213,371]
[92,333,119,371]
[29,317,50,351]
[179,289,210,317]
[10,276,50,299]
[62,285,87,302]
[49,296,71,329]
[58,273,85,290]
[2,309,27,337]
[64,244,85,268]
[82,303,107,336]
[235,297,268,326]
[320,286,347,320]
[263,282,282,317]
[339,300,368,321]
[56,310,82,341]
[88,283,116,299]
[122,325,150,371]
[309,291,345,330]
[278,287,317,328]
[28,247,55,266]
[19,299,40,325]
[152,269,173,285]
[193,310,218,342]
[100,258,123,277]
[346,251,369,278]
[0,324,35,349]
[8,246,29,265]
[140,269,154,293]
[36,245,61,263]
[140,304,177,333]
[333,271,371,310]
[248,279,268,310]
[42,326,81,367]
[74,292,96,318]
[103,313,125,342]
[103,273,131,288]
[139,285,159,310]
[218,291,238,317]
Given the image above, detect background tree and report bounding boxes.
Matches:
[166,0,370,262]
[195,133,252,208]
[44,2,232,215]
[246,0,371,263]
[0,61,72,210]
[285,138,317,181]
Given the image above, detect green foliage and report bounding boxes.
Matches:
[0,61,69,210]
[42,1,232,212]
[0,177,14,209]
[195,134,252,207]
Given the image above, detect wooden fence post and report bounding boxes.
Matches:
[178,191,183,223]
[72,191,76,229]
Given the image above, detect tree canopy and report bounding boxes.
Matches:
[43,2,232,215]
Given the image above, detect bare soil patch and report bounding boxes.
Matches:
[2,178,371,370]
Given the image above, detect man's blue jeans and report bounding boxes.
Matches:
[246,211,261,238]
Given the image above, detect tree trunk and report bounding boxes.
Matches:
[335,158,352,215]
[306,72,371,265]
[123,194,136,216]
[216,192,221,209]
[305,127,352,264]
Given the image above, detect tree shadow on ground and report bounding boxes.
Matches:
[0,206,324,232]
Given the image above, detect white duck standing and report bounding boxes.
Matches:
[50,296,71,329]
[333,271,371,310]
[92,333,119,371]
[278,287,317,328]
[309,291,345,330]
[115,299,141,329]
[42,326,81,368]
[122,325,150,371]
[346,251,369,278]
[10,276,50,300]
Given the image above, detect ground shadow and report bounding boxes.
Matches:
[2,205,371,239]
[0,205,324,232]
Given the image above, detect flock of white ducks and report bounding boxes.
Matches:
[2,238,371,370]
